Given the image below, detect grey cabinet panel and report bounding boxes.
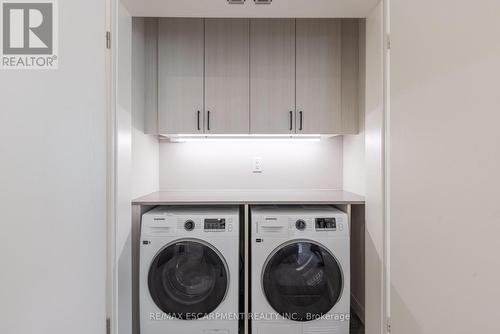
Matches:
[144,18,158,135]
[340,19,360,134]
[250,19,296,134]
[296,19,342,134]
[205,19,250,134]
[158,18,204,134]
[155,18,358,136]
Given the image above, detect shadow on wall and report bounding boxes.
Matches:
[364,221,383,334]
[351,204,366,323]
[390,286,423,334]
[118,230,133,334]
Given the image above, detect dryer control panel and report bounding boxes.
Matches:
[251,205,348,238]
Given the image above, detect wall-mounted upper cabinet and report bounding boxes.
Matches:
[205,19,250,134]
[295,19,359,135]
[296,19,342,134]
[158,18,204,134]
[153,18,359,136]
[250,19,296,134]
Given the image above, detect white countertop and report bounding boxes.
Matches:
[132,189,365,205]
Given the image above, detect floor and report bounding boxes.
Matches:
[350,310,364,334]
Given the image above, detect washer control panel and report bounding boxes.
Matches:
[315,217,337,230]
[142,207,239,236]
[204,218,226,231]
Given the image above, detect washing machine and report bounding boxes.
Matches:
[251,206,350,334]
[140,206,240,334]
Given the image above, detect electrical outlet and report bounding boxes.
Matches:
[253,157,263,173]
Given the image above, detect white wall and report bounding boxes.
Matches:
[343,20,366,197]
[363,3,385,334]
[130,18,160,334]
[0,1,107,333]
[115,2,132,334]
[342,5,385,330]
[390,0,500,333]
[342,19,367,322]
[158,138,343,190]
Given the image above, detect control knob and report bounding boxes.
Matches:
[184,220,195,231]
[295,220,306,231]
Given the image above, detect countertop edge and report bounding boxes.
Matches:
[132,190,365,205]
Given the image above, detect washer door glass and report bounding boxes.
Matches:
[148,240,228,320]
[262,241,343,322]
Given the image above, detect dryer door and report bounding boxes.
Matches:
[262,241,343,321]
[148,239,229,320]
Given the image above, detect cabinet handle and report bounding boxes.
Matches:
[289,111,293,131]
[197,110,201,131]
[207,111,211,131]
[299,111,303,131]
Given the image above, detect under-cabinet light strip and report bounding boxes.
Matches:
[162,134,326,142]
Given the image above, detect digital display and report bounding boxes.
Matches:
[315,218,337,230]
[204,218,226,230]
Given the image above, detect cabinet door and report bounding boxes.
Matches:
[205,19,250,134]
[296,19,342,134]
[250,19,296,134]
[158,18,204,134]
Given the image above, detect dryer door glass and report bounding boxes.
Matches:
[262,241,343,322]
[148,240,229,320]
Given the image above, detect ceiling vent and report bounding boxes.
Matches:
[254,0,272,3]
[227,0,245,4]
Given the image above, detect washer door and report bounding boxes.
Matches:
[262,241,343,322]
[148,239,229,320]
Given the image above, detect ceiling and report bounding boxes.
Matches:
[125,0,381,18]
